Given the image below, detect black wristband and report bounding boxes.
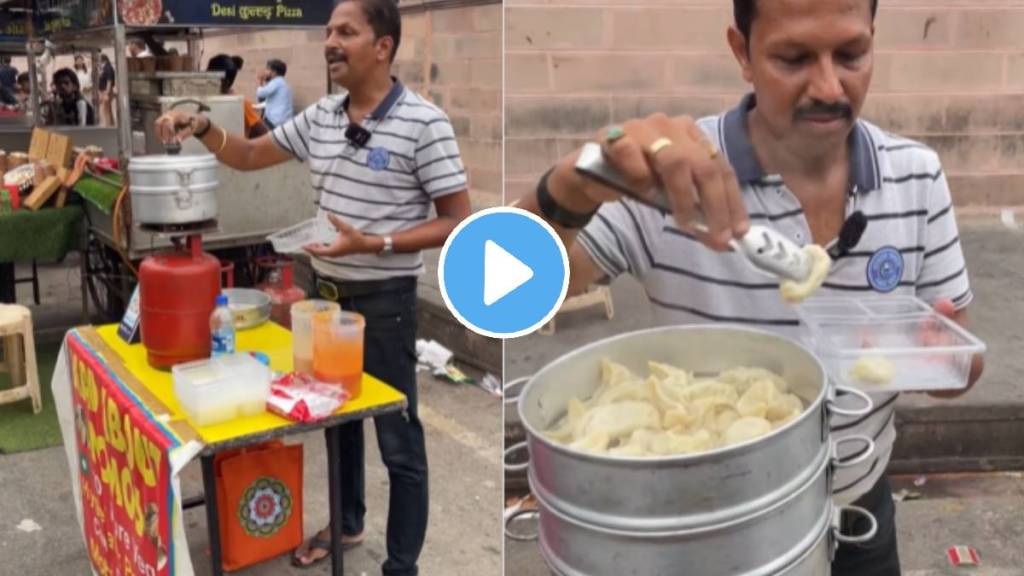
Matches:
[536,167,598,229]
[193,117,212,139]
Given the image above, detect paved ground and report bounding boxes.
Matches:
[0,370,502,576]
[0,254,503,575]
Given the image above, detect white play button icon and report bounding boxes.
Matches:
[439,207,569,338]
[483,240,534,306]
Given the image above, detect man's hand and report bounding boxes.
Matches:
[927,298,984,399]
[303,214,382,258]
[549,113,749,251]
[154,110,209,146]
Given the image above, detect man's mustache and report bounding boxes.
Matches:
[794,101,853,121]
[325,51,347,63]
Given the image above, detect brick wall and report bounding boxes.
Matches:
[506,0,1024,211]
[202,0,502,209]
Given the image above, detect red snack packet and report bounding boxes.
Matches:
[947,545,980,567]
[267,372,349,423]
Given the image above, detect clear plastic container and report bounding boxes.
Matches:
[266,217,337,254]
[290,300,340,376]
[796,296,986,393]
[172,353,272,426]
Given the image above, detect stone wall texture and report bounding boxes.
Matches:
[505,0,1024,211]
[202,0,502,209]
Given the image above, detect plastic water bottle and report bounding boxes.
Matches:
[210,294,236,357]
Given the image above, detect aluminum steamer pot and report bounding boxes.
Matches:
[129,153,219,225]
[508,325,873,532]
[532,438,878,576]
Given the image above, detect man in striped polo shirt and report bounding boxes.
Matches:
[519,0,984,574]
[156,1,470,574]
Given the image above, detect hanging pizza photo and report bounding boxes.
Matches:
[119,0,162,25]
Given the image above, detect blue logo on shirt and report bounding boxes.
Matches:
[368,147,390,171]
[866,246,904,293]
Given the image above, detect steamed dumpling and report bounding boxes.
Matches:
[576,401,661,441]
[779,244,831,304]
[546,361,802,457]
[849,355,895,384]
[723,417,773,447]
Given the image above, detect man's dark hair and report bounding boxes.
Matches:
[336,0,402,63]
[1,56,11,66]
[733,0,879,40]
[54,68,80,91]
[230,55,244,71]
[207,53,238,94]
[17,71,29,85]
[267,58,287,77]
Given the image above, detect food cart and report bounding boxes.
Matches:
[7,0,333,319]
[0,1,91,308]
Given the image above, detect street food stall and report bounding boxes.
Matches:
[5,2,402,575]
[1,0,328,319]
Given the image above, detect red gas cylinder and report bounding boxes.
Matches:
[139,235,221,370]
[256,257,306,329]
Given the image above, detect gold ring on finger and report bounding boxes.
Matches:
[649,137,673,157]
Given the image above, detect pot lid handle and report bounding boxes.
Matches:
[165,99,213,155]
[503,441,530,473]
[503,376,532,407]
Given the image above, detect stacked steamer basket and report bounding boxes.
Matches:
[508,325,879,576]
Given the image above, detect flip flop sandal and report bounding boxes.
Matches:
[291,532,366,568]
[292,535,332,569]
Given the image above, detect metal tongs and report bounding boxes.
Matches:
[575,142,812,283]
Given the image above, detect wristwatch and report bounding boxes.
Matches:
[379,234,394,255]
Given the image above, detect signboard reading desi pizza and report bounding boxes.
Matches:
[68,334,177,576]
[117,0,333,27]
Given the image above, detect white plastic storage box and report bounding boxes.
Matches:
[172,353,272,427]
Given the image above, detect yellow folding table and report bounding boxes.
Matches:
[77,322,406,576]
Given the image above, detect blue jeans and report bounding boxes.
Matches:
[332,281,427,576]
[832,476,901,575]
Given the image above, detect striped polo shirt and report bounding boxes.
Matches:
[578,93,971,504]
[270,79,468,281]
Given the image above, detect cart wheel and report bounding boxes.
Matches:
[84,233,132,321]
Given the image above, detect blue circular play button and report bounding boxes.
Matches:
[439,207,569,339]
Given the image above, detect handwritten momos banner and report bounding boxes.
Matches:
[69,334,176,576]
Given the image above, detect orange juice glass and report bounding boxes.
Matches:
[313,311,365,399]
[291,300,340,376]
